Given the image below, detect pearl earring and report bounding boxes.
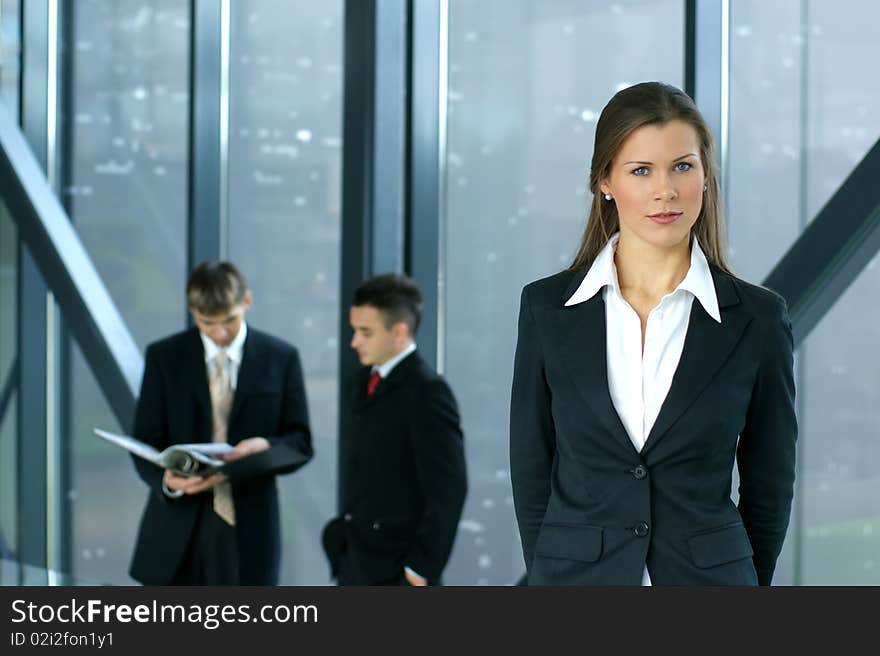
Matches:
[604,193,612,201]
[703,184,708,192]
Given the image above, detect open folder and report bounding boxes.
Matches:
[94,428,232,477]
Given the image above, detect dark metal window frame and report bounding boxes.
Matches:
[16,0,53,572]
[337,0,409,507]
[189,0,226,279]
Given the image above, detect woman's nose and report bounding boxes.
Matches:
[654,175,677,201]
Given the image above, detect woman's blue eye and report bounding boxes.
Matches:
[632,166,649,176]
[674,162,693,172]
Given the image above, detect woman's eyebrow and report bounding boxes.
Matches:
[621,152,698,166]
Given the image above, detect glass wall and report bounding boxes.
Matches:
[442,0,685,584]
[227,0,343,584]
[729,0,880,584]
[727,0,803,283]
[63,0,190,583]
[799,257,880,584]
[797,0,880,586]
[0,0,19,122]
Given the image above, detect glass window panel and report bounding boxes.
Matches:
[729,0,880,585]
[63,0,190,584]
[799,0,880,585]
[69,345,137,583]
[0,0,20,121]
[728,0,803,283]
[804,1,880,219]
[728,0,880,280]
[799,255,880,584]
[443,0,684,584]
[227,0,343,584]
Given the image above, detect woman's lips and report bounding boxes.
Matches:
[647,211,682,225]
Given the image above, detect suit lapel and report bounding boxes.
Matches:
[187,329,212,435]
[641,271,751,455]
[352,366,372,411]
[347,351,417,488]
[229,330,263,429]
[557,292,636,455]
[360,351,418,408]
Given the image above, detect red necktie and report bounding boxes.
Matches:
[367,371,381,397]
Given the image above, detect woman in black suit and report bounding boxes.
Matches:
[510,82,797,586]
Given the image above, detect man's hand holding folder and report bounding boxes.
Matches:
[162,437,271,495]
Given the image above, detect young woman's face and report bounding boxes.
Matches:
[600,119,705,252]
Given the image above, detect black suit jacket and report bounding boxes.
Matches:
[510,266,797,586]
[322,351,467,584]
[129,327,312,585]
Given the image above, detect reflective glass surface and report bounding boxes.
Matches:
[227,0,343,584]
[64,0,190,584]
[729,0,880,584]
[0,0,19,121]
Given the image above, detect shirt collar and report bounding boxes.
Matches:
[563,232,621,307]
[564,232,721,323]
[201,321,248,364]
[373,342,416,379]
[679,237,722,323]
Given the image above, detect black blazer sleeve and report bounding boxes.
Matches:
[224,345,313,484]
[131,343,170,500]
[403,378,468,580]
[736,295,798,586]
[509,284,556,572]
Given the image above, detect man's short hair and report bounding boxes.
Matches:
[186,261,248,315]
[352,274,422,335]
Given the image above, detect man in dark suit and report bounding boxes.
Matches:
[130,261,312,585]
[322,274,467,586]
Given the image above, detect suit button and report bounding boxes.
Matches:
[632,465,647,480]
[634,522,649,537]
[372,522,381,531]
[344,513,352,522]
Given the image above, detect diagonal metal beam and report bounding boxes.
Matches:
[0,104,142,429]
[0,357,17,429]
[763,138,880,347]
[17,0,54,573]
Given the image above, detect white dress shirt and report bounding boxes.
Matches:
[201,321,248,390]
[162,323,249,498]
[372,341,416,379]
[564,232,721,585]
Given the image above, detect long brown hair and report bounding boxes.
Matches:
[568,82,731,273]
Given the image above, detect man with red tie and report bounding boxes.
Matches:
[322,274,467,585]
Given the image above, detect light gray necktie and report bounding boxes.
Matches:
[209,350,236,526]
